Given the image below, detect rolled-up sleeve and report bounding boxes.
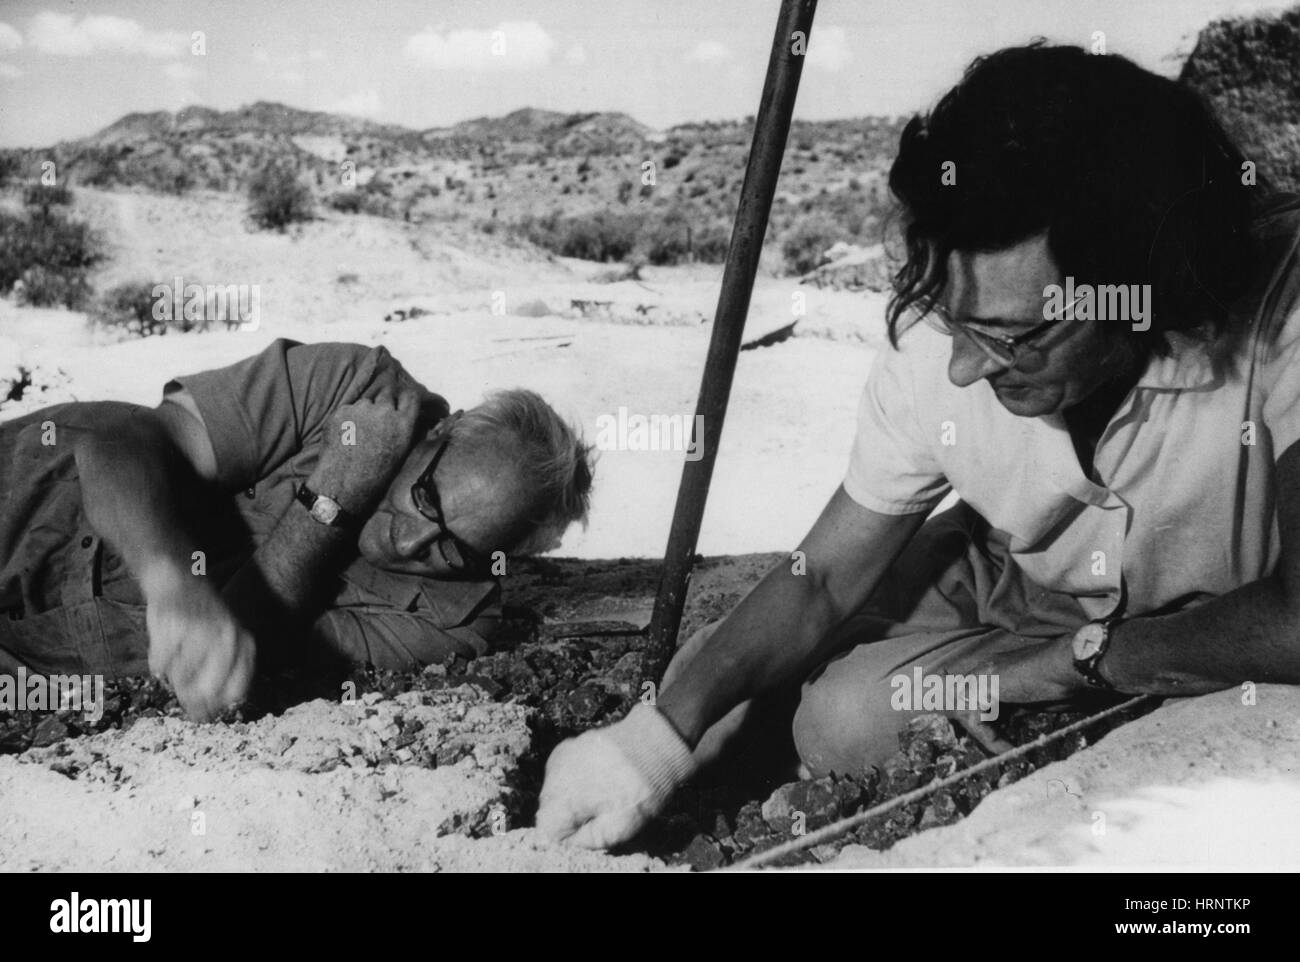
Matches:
[164,339,427,490]
[842,342,950,514]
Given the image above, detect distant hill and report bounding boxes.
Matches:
[0,99,906,272]
[1181,3,1300,192]
[11,3,1295,274]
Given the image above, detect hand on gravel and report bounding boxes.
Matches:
[537,704,696,850]
[143,563,255,722]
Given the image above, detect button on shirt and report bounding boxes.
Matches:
[843,202,1300,621]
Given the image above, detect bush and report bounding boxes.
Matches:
[640,209,731,266]
[15,265,93,310]
[517,209,639,262]
[0,153,19,188]
[248,163,314,230]
[329,191,366,214]
[562,210,638,262]
[91,281,215,338]
[23,183,73,209]
[782,215,847,275]
[0,206,103,308]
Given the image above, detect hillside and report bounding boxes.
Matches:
[1181,4,1300,192]
[1,102,905,275]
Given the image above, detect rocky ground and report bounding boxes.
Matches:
[0,554,1158,872]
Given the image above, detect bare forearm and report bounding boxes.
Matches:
[219,504,356,640]
[658,563,847,746]
[1107,573,1300,695]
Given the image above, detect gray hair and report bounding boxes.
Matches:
[450,389,594,555]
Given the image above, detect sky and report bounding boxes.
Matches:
[0,0,1291,148]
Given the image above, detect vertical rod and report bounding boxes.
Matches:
[645,0,818,675]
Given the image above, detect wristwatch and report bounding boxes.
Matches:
[296,484,355,528]
[1071,619,1118,690]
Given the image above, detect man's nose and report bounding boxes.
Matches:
[392,516,440,559]
[947,336,1011,388]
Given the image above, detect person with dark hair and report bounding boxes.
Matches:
[0,339,594,720]
[539,43,1300,849]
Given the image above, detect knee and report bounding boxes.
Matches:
[792,665,905,777]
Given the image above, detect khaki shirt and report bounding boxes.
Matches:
[845,200,1300,622]
[0,339,499,676]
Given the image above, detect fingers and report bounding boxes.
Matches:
[146,595,255,722]
[536,745,593,842]
[567,812,633,851]
[950,712,1015,756]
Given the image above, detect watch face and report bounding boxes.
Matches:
[1073,622,1106,660]
[311,497,342,526]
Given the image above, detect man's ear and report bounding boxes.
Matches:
[418,393,452,431]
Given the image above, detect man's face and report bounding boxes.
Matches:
[357,423,529,578]
[941,234,1118,417]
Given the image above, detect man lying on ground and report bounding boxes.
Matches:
[539,42,1300,848]
[0,338,593,720]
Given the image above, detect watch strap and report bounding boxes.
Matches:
[1073,619,1118,690]
[295,483,356,528]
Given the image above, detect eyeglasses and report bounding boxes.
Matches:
[410,415,492,575]
[923,294,1083,367]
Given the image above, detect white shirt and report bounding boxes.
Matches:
[844,203,1300,621]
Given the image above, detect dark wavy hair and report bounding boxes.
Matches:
[886,42,1271,352]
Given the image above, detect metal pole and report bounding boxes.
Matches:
[645,0,817,676]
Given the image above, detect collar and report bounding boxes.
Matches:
[1133,332,1221,391]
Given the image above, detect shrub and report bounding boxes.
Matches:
[23,183,73,209]
[640,210,731,266]
[248,163,314,230]
[557,210,638,262]
[91,281,214,338]
[15,265,93,310]
[0,153,19,188]
[329,191,366,214]
[516,209,639,262]
[0,206,103,308]
[782,215,847,275]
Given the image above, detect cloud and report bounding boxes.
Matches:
[251,46,319,84]
[405,21,556,71]
[28,12,187,58]
[808,25,851,72]
[564,43,587,66]
[163,61,202,82]
[0,21,22,51]
[0,62,21,79]
[332,89,382,117]
[687,40,732,63]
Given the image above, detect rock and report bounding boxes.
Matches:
[761,777,840,834]
[899,713,959,753]
[681,834,727,872]
[933,752,960,779]
[31,716,70,748]
[458,674,503,698]
[917,790,961,829]
[880,754,922,796]
[564,683,611,725]
[512,298,554,318]
[732,800,779,852]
